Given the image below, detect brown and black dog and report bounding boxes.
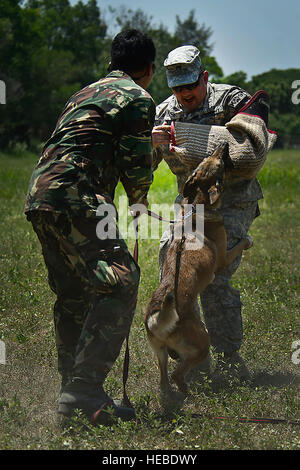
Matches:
[144,142,252,397]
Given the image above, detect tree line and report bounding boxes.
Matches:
[0,0,299,150]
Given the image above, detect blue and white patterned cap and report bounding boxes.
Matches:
[164,46,203,88]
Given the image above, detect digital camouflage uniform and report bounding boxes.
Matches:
[25,71,155,384]
[154,82,262,354]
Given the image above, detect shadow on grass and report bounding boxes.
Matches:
[251,370,300,388]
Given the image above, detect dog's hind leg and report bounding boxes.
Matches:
[171,345,209,395]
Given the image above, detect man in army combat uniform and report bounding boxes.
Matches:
[152,45,272,383]
[24,29,156,423]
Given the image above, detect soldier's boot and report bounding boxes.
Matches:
[212,351,251,385]
[238,90,270,126]
[60,373,72,394]
[58,378,136,425]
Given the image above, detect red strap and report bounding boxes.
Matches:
[238,90,270,114]
[170,121,177,152]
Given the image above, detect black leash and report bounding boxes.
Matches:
[174,231,186,311]
[146,206,196,224]
[146,209,176,224]
[145,206,189,309]
[122,217,140,409]
[122,333,132,408]
[146,204,196,310]
[122,209,172,407]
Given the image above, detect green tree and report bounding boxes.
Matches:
[174,9,213,55]
[219,71,249,91]
[0,0,44,145]
[174,10,223,82]
[0,0,108,146]
[247,69,300,147]
[25,0,107,84]
[6,3,298,150]
[108,6,154,33]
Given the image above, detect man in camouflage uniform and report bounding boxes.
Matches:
[152,46,271,382]
[24,29,156,422]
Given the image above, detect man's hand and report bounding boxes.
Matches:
[152,124,171,149]
[129,197,149,218]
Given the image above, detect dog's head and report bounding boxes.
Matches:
[182,142,228,208]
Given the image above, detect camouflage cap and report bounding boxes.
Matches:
[164,46,203,88]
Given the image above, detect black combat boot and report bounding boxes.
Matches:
[58,378,136,425]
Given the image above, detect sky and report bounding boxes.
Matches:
[94,0,300,79]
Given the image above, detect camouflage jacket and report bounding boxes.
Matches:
[25,71,156,217]
[154,82,264,206]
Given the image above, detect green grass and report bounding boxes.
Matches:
[0,149,299,450]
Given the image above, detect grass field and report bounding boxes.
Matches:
[0,148,299,451]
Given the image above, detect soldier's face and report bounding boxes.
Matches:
[172,71,208,111]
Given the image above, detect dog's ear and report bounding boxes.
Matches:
[220,141,233,169]
[213,141,229,160]
[183,167,201,199]
[208,181,222,205]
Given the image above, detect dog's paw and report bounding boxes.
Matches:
[244,235,254,250]
[160,388,185,412]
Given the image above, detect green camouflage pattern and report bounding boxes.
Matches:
[29,210,139,383]
[25,71,155,216]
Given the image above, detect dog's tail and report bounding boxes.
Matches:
[146,292,178,339]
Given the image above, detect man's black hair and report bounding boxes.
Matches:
[110,29,156,74]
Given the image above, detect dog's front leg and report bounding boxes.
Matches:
[171,360,190,396]
[156,346,173,394]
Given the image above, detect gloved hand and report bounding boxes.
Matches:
[152,123,171,149]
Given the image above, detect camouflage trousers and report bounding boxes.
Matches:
[159,200,259,354]
[28,210,140,385]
